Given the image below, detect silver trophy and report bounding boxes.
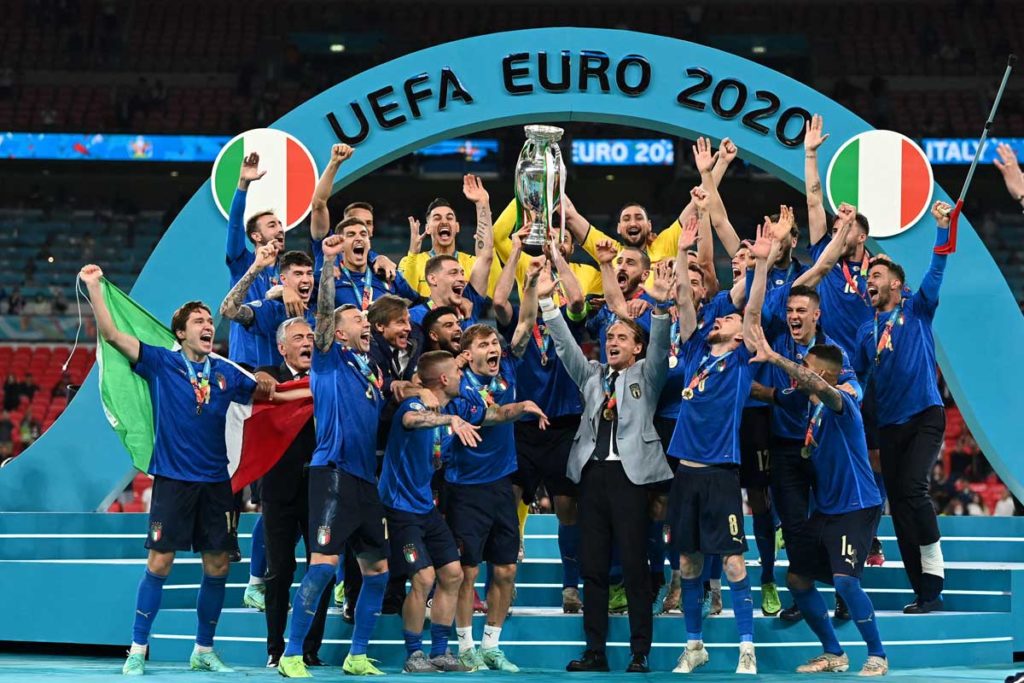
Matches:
[515,125,566,257]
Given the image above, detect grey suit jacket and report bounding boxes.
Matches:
[543,307,674,486]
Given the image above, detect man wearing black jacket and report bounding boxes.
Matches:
[254,317,331,668]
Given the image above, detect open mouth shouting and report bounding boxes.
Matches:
[436,225,453,242]
[616,270,629,291]
[607,346,622,364]
[351,240,367,259]
[788,317,804,336]
[299,347,312,361]
[485,349,500,374]
[297,283,313,300]
[867,284,880,305]
[198,330,214,350]
[624,225,644,244]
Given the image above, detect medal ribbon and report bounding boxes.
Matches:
[684,350,734,396]
[351,352,384,393]
[432,426,444,470]
[426,297,464,322]
[531,321,551,365]
[669,309,681,360]
[804,401,825,448]
[465,368,507,406]
[342,266,374,311]
[872,300,904,366]
[840,253,872,307]
[180,352,211,414]
[602,371,618,415]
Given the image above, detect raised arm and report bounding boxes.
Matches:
[492,229,525,328]
[642,263,675,390]
[747,323,843,411]
[463,174,494,295]
[673,214,700,342]
[804,114,830,246]
[541,298,594,389]
[79,265,140,363]
[219,243,279,325]
[548,240,585,315]
[311,144,353,241]
[595,239,630,319]
[690,186,720,297]
[694,136,741,256]
[557,194,594,246]
[743,222,777,343]
[670,137,738,236]
[226,152,266,266]
[920,200,952,306]
[794,202,855,288]
[510,258,544,358]
[314,236,343,351]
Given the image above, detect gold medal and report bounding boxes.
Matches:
[669,355,678,369]
[602,407,614,421]
[681,388,694,400]
[365,385,374,400]
[541,356,548,367]
[801,446,812,459]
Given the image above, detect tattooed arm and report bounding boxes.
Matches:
[314,236,343,351]
[483,400,549,428]
[747,323,842,411]
[465,174,494,296]
[219,243,278,325]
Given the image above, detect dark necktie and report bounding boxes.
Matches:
[293,370,307,380]
[594,371,619,461]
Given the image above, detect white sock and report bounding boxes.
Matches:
[193,643,213,654]
[710,578,722,590]
[129,643,147,656]
[248,575,265,586]
[920,541,945,578]
[456,626,475,653]
[481,625,501,650]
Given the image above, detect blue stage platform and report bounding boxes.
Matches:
[0,513,1021,676]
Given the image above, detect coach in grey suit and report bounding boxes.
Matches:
[540,286,674,673]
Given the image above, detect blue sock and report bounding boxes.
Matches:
[610,543,623,585]
[873,471,887,505]
[131,569,167,646]
[351,572,388,656]
[250,515,267,579]
[791,585,842,654]
[403,629,423,656]
[335,553,346,585]
[646,520,667,580]
[195,574,227,647]
[284,563,334,657]
[430,621,452,657]
[753,512,776,585]
[681,578,703,640]
[835,575,885,658]
[728,575,754,643]
[558,523,581,589]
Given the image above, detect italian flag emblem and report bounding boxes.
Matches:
[149,522,162,543]
[211,128,318,231]
[826,130,934,239]
[403,544,419,565]
[317,525,331,547]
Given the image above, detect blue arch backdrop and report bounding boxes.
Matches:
[1,27,1020,510]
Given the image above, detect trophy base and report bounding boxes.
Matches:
[522,241,545,257]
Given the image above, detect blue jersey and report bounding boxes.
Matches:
[767,256,809,291]
[244,298,316,369]
[585,292,655,363]
[660,291,740,419]
[854,264,944,427]
[761,284,861,439]
[226,188,280,368]
[379,398,478,514]
[500,306,584,420]
[667,338,754,465]
[809,235,873,357]
[409,284,490,330]
[778,390,881,515]
[446,356,518,485]
[332,266,418,310]
[132,343,256,482]
[309,343,384,481]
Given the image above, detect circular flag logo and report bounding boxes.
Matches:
[210,128,318,231]
[825,130,934,239]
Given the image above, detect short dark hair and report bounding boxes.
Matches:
[417,350,454,388]
[461,323,498,349]
[869,257,905,284]
[279,250,313,273]
[854,212,870,235]
[806,344,844,370]
[171,301,211,336]
[333,303,359,328]
[344,201,373,216]
[245,210,277,243]
[787,285,820,306]
[619,247,651,272]
[425,254,459,278]
[422,305,458,333]
[333,216,368,235]
[608,317,646,346]
[687,262,706,285]
[367,294,409,330]
[426,198,453,217]
[618,202,649,221]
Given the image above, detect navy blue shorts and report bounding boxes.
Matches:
[145,476,236,554]
[739,406,772,489]
[307,466,388,561]
[511,416,580,503]
[787,506,882,583]
[667,464,748,557]
[386,506,460,575]
[444,477,519,567]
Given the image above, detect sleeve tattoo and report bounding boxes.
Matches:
[314,260,336,351]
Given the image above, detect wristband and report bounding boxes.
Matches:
[539,297,557,313]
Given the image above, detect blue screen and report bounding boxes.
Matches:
[571,139,674,166]
[922,137,1024,165]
